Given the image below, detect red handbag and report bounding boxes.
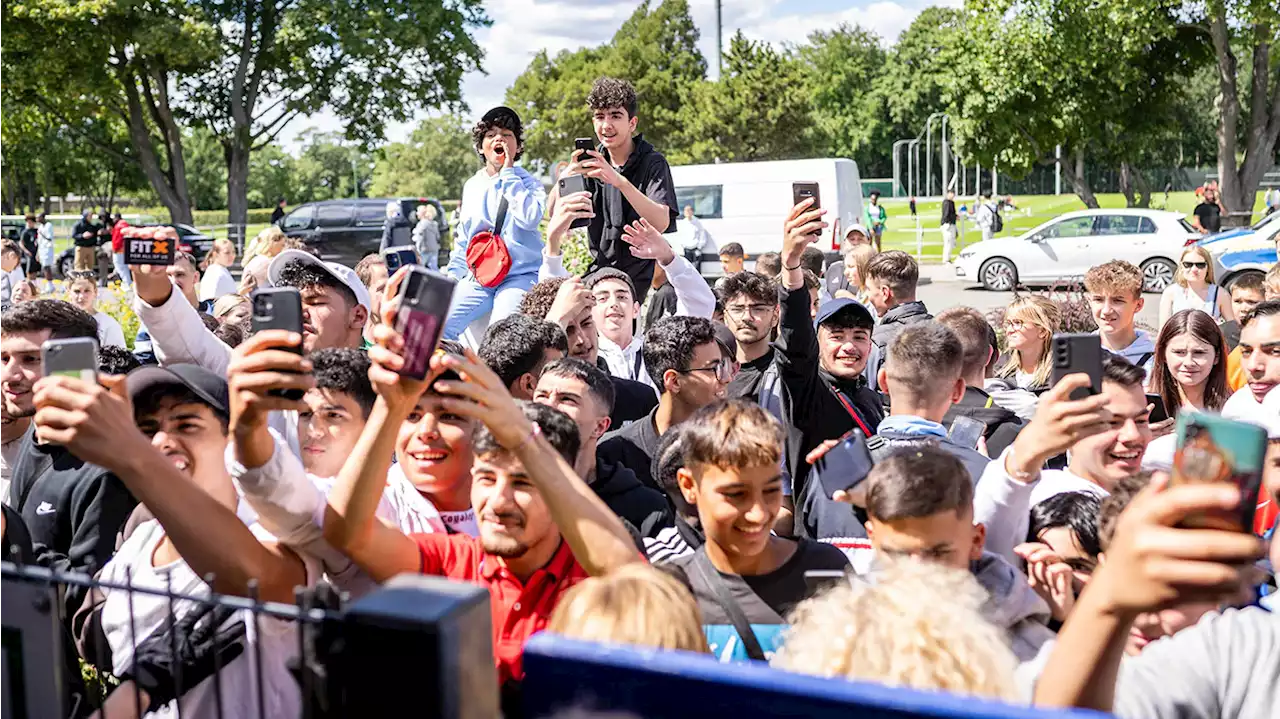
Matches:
[465,196,512,288]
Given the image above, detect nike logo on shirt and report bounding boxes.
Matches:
[35,501,55,515]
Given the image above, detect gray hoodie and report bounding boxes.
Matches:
[1101,329,1156,378]
[1112,607,1279,719]
[972,551,1056,662]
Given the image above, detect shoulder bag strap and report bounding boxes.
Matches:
[492,195,510,237]
[691,550,767,661]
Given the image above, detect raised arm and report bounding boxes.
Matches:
[32,375,307,603]
[620,219,715,317]
[541,191,594,281]
[131,263,232,373]
[434,350,640,576]
[773,198,826,397]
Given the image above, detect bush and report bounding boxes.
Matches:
[93,283,141,349]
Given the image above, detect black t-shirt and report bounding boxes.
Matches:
[19,227,38,256]
[670,540,850,661]
[643,281,677,330]
[1194,202,1222,233]
[586,135,679,305]
[727,348,776,400]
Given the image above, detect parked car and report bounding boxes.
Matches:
[955,209,1199,293]
[279,197,450,268]
[1197,211,1280,249]
[55,223,213,279]
[1208,220,1279,289]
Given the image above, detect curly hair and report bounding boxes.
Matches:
[1084,260,1143,300]
[470,111,524,162]
[518,277,569,321]
[586,76,638,117]
[773,558,1018,700]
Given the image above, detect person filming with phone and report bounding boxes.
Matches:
[565,77,678,306]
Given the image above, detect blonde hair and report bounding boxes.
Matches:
[243,226,286,267]
[212,293,249,320]
[772,558,1018,700]
[1266,264,1280,298]
[842,244,877,291]
[1175,246,1216,287]
[547,564,708,653]
[203,238,236,271]
[418,204,438,221]
[997,294,1060,388]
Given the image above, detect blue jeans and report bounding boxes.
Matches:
[112,252,133,289]
[443,272,536,341]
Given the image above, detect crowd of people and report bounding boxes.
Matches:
[2,75,1279,719]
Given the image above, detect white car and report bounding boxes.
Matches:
[955,209,1200,293]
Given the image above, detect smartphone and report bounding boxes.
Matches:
[573,137,595,160]
[792,182,821,235]
[393,267,457,380]
[949,416,986,450]
[381,245,420,273]
[813,429,875,496]
[803,570,848,596]
[1172,412,1267,532]
[42,337,98,382]
[250,288,305,400]
[1145,393,1170,424]
[1049,333,1103,400]
[557,174,593,229]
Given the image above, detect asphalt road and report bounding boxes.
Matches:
[915,263,1163,329]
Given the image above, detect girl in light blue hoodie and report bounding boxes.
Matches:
[444,106,546,340]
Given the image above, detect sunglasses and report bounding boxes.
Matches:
[1182,261,1208,269]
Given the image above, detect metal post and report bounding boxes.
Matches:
[715,0,723,77]
[1055,144,1062,196]
[924,113,943,197]
[892,140,911,198]
[351,150,360,199]
[992,162,998,197]
[976,161,981,196]
[941,116,950,193]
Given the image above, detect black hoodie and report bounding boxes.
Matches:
[591,458,674,539]
[6,436,138,614]
[870,300,932,377]
[942,386,1026,458]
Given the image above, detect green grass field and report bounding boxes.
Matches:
[876,191,1270,263]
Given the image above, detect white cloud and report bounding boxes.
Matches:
[279,0,954,151]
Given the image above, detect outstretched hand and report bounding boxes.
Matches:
[621,218,675,265]
[783,197,825,263]
[33,374,148,471]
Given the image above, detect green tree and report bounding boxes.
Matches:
[368,116,479,200]
[505,0,706,172]
[677,32,816,163]
[247,143,300,210]
[290,129,375,203]
[796,24,889,174]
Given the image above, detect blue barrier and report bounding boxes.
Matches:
[522,634,1107,719]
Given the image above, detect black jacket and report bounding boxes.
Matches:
[597,407,663,493]
[607,372,658,428]
[592,458,674,539]
[7,436,138,612]
[871,300,932,352]
[941,198,958,225]
[773,285,883,496]
[942,386,1026,458]
[72,218,101,248]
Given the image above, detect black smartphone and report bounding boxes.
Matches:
[813,429,875,498]
[1049,333,1103,400]
[949,416,987,451]
[250,288,305,401]
[792,182,821,235]
[42,337,99,382]
[393,267,458,380]
[1145,393,1169,424]
[573,137,595,160]
[381,245,420,273]
[557,174,593,229]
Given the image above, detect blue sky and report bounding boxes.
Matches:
[278,0,958,150]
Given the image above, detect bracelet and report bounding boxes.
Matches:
[512,422,542,450]
[1004,443,1039,483]
[783,260,803,271]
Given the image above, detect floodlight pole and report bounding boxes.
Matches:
[716,0,723,76]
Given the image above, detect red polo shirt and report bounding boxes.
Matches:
[412,532,587,684]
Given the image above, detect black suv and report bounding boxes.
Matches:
[279,197,450,268]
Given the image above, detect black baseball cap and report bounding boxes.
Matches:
[126,364,230,419]
[712,321,739,359]
[480,106,522,133]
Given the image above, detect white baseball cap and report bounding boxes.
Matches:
[266,249,372,312]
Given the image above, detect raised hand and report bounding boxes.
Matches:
[547,191,594,250]
[1015,542,1077,621]
[32,375,148,471]
[1006,374,1112,481]
[432,349,534,451]
[576,149,623,188]
[545,276,593,331]
[782,197,826,265]
[621,218,676,265]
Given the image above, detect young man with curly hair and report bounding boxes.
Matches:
[445,106,547,341]
[565,76,679,306]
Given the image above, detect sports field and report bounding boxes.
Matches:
[876,191,1270,263]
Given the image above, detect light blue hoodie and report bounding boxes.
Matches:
[448,166,547,281]
[1101,329,1156,378]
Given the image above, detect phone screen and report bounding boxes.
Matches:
[949,416,986,450]
[394,268,457,380]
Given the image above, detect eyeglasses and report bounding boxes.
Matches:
[1182,261,1208,269]
[681,359,734,383]
[725,303,774,319]
[1003,318,1026,331]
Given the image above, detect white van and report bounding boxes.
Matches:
[671,158,864,276]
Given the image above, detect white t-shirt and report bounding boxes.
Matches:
[198,264,237,302]
[1028,468,1109,507]
[94,311,127,348]
[97,520,317,719]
